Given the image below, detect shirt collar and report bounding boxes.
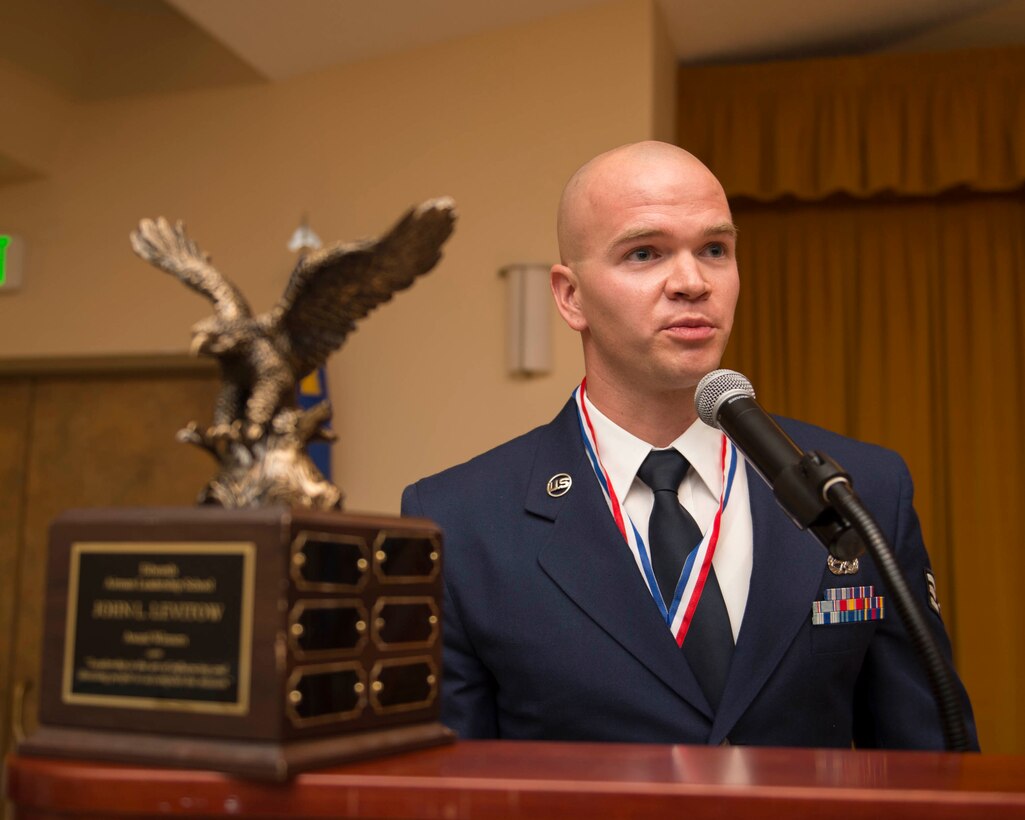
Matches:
[583,394,724,500]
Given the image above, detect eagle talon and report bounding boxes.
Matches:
[315,426,338,443]
[242,422,264,443]
[207,423,238,443]
[176,421,200,442]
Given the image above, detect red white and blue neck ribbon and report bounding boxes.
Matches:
[573,379,739,646]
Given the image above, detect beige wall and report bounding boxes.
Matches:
[0,0,675,514]
[651,2,679,143]
[0,59,69,180]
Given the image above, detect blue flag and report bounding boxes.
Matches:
[297,367,332,480]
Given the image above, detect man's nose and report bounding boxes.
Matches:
[664,253,710,299]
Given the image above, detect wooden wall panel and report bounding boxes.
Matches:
[1,366,218,782]
[0,382,32,765]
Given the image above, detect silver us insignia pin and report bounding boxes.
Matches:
[546,473,572,497]
[827,555,860,576]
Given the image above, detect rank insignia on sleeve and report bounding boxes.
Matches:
[811,586,885,625]
[925,569,942,617]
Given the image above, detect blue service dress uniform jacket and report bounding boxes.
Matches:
[401,398,978,749]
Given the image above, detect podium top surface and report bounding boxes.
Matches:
[7,741,1025,819]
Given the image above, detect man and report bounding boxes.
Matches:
[402,141,977,748]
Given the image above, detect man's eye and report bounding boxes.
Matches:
[626,247,657,262]
[703,242,727,258]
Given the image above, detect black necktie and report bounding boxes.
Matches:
[637,449,734,710]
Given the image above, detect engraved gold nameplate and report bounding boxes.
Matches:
[62,542,254,715]
[20,506,452,780]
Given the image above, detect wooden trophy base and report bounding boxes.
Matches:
[21,506,453,780]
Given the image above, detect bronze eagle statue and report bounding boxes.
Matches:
[130,198,456,509]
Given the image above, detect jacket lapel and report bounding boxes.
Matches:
[528,400,714,720]
[709,465,826,743]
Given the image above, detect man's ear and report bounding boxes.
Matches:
[551,264,587,332]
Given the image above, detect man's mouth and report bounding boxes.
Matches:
[662,318,716,340]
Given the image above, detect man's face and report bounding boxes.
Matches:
[552,148,740,401]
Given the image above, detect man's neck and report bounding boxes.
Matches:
[583,375,698,448]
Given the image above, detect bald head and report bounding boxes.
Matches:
[556,141,728,266]
[548,140,739,433]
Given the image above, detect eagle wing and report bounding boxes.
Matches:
[266,197,456,376]
[130,217,252,321]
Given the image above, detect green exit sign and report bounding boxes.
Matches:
[0,233,25,291]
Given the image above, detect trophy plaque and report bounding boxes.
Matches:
[22,505,451,779]
[18,199,458,778]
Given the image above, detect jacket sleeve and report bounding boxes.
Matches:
[850,457,979,750]
[401,481,500,739]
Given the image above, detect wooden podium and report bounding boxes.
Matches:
[7,740,1025,819]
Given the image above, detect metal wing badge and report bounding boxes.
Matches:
[130,198,457,509]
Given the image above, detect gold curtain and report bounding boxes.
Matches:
[679,47,1025,753]
[678,47,1025,200]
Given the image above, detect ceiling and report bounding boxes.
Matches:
[2,0,1025,100]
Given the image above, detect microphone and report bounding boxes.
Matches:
[695,369,863,560]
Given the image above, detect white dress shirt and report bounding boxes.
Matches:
[583,394,754,641]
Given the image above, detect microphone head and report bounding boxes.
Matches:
[695,369,755,428]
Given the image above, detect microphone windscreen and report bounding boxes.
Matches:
[695,369,756,428]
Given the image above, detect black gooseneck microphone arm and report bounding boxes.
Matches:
[824,480,972,751]
[695,369,972,752]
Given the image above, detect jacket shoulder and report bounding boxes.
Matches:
[770,415,913,512]
[407,398,580,496]
[775,416,906,468]
[419,424,545,487]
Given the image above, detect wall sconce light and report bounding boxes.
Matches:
[499,263,551,377]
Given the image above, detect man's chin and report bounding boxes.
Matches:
[668,359,725,390]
